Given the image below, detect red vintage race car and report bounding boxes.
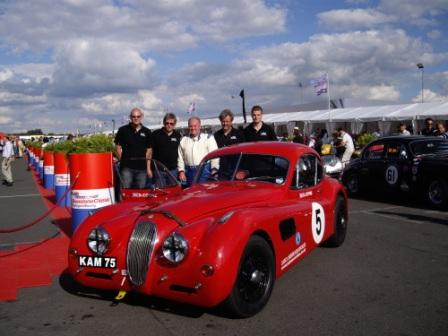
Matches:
[68,142,348,317]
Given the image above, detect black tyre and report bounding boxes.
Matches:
[345,173,361,196]
[323,196,348,247]
[426,178,448,209]
[221,236,275,318]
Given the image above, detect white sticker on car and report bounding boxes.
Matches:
[311,202,325,244]
[385,165,398,185]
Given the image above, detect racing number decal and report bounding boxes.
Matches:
[385,165,398,185]
[311,202,325,244]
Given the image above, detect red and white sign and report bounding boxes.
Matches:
[72,188,115,210]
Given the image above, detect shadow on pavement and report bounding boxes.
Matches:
[348,190,436,210]
[59,271,207,318]
[374,210,448,226]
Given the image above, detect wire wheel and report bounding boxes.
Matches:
[323,196,348,247]
[346,173,360,195]
[237,251,271,304]
[427,179,447,209]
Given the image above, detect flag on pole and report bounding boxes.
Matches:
[188,102,196,115]
[239,89,247,124]
[310,73,328,96]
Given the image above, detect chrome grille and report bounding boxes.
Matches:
[127,221,157,286]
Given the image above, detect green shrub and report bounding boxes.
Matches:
[69,134,115,154]
[29,134,115,156]
[356,133,377,147]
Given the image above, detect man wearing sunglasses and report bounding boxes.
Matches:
[114,107,152,189]
[150,113,181,181]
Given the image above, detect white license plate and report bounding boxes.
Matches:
[78,256,117,268]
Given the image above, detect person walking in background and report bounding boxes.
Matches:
[1,135,14,187]
[114,107,152,189]
[150,113,181,181]
[244,105,277,142]
[420,118,437,136]
[398,123,411,136]
[337,127,354,168]
[435,122,448,139]
[292,127,305,144]
[178,116,218,187]
[214,109,245,148]
[16,137,25,158]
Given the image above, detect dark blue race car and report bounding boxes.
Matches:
[341,136,448,209]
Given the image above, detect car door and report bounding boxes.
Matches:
[287,154,329,254]
[360,140,387,190]
[383,141,412,191]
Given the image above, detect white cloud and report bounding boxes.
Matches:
[367,85,400,101]
[10,64,54,83]
[318,8,396,30]
[412,89,448,102]
[0,116,13,125]
[240,29,448,91]
[51,40,157,96]
[427,29,442,39]
[0,0,285,52]
[320,1,448,30]
[0,91,47,105]
[80,90,165,125]
[173,94,206,112]
[379,0,448,26]
[431,71,448,93]
[138,90,163,110]
[0,69,14,82]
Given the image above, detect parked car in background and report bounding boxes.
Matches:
[68,142,348,317]
[341,136,448,209]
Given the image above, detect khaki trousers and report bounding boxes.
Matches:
[1,157,13,183]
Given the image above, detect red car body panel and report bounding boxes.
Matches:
[68,142,347,308]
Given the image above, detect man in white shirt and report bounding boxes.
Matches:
[337,128,354,168]
[178,117,218,187]
[2,136,14,186]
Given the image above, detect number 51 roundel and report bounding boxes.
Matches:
[311,202,325,244]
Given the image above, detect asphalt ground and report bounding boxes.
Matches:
[0,158,447,336]
[0,157,60,248]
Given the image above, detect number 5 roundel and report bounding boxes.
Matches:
[311,202,325,244]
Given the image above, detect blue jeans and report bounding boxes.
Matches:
[120,167,147,189]
[185,163,210,187]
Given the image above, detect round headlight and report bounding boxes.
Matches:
[87,226,110,255]
[162,232,188,264]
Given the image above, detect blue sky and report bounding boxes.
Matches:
[0,0,447,133]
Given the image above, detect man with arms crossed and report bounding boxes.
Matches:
[115,108,152,189]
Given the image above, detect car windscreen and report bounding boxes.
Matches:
[410,139,448,156]
[194,153,289,185]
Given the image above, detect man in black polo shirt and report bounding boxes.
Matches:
[420,117,437,136]
[150,113,181,182]
[114,107,152,189]
[214,109,245,148]
[244,105,277,142]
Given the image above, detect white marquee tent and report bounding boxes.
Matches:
[154,101,448,136]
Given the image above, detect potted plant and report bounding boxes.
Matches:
[67,134,116,231]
